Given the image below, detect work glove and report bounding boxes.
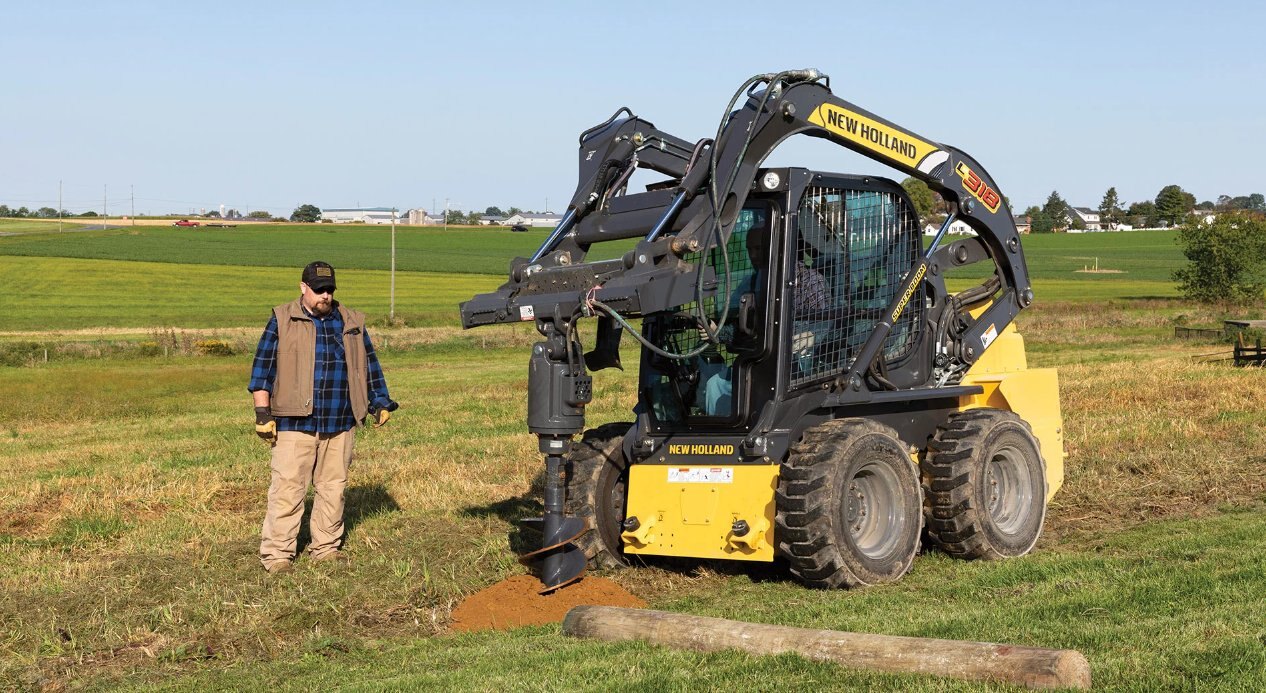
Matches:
[255,406,277,444]
[368,400,399,428]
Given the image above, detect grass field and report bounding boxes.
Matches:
[2,221,1265,690]
[2,217,1184,280]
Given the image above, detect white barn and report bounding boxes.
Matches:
[323,207,398,224]
[503,212,563,228]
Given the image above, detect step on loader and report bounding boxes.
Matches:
[461,69,1064,592]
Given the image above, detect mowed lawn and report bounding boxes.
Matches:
[0,221,638,277]
[2,221,1264,689]
[0,256,502,331]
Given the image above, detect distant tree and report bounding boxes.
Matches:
[1173,212,1266,303]
[206,210,222,218]
[34,207,57,218]
[1026,206,1055,234]
[290,204,321,223]
[247,210,272,219]
[1098,187,1121,228]
[900,177,938,223]
[507,206,523,216]
[484,206,505,217]
[1195,200,1215,210]
[79,211,99,217]
[1214,194,1264,211]
[1042,191,1069,231]
[1155,185,1196,226]
[0,205,10,217]
[13,206,30,218]
[226,209,241,220]
[1127,200,1159,228]
[1070,216,1087,231]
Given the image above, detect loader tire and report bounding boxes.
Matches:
[563,422,633,569]
[922,408,1047,560]
[776,418,922,589]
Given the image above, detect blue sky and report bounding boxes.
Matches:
[2,1,1262,217]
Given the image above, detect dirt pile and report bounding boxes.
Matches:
[449,575,645,632]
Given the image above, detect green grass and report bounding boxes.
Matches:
[109,508,1266,691]
[0,222,639,276]
[4,219,1265,689]
[0,219,91,235]
[0,256,501,330]
[1,219,1181,281]
[0,227,1186,334]
[2,340,1264,690]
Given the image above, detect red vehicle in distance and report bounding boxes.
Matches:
[172,219,200,227]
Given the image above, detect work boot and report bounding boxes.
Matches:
[264,560,294,575]
[312,550,349,564]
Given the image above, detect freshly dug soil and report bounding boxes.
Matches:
[449,574,646,632]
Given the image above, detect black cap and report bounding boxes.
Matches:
[302,261,336,291]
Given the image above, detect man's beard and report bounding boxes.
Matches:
[311,299,333,316]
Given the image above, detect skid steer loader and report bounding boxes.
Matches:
[461,69,1064,591]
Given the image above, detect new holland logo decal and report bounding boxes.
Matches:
[809,104,941,171]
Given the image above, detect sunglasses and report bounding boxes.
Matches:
[306,284,336,295]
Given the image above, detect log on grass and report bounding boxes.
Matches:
[562,606,1089,690]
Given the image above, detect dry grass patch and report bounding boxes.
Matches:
[1049,356,1266,540]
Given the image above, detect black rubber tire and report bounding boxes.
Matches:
[776,418,923,589]
[563,422,632,569]
[922,408,1048,560]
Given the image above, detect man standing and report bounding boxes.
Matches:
[248,261,398,574]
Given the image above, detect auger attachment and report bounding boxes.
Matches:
[523,326,593,592]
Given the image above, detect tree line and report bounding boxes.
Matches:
[899,180,1264,233]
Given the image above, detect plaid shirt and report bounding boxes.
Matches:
[248,306,392,433]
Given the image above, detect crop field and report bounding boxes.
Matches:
[2,220,1265,690]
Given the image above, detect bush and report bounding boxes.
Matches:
[0,341,49,367]
[195,339,236,356]
[1173,212,1266,303]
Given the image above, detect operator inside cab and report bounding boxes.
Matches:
[641,206,769,422]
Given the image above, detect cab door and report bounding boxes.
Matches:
[640,203,777,428]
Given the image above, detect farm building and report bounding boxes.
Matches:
[323,207,398,224]
[406,209,444,225]
[503,212,563,228]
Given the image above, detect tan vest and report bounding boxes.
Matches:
[270,298,370,424]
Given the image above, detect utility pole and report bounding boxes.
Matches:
[443,197,449,232]
[103,184,107,224]
[58,180,62,232]
[390,207,397,321]
[130,184,135,225]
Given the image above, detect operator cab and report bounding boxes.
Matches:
[640,168,929,433]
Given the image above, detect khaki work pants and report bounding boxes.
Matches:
[260,429,355,567]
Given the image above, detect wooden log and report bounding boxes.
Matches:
[563,606,1089,690]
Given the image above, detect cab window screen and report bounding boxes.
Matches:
[789,188,922,389]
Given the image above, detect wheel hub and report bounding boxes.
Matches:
[845,460,904,559]
[986,445,1034,536]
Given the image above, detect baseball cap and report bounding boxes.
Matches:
[302,261,337,291]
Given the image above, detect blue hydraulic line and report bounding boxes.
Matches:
[644,190,690,243]
[925,212,957,258]
[529,208,579,263]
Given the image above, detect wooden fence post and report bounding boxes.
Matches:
[563,606,1090,690]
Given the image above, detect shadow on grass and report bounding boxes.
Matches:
[460,494,543,556]
[296,483,401,554]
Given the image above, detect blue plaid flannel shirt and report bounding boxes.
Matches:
[248,307,392,434]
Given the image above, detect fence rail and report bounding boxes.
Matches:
[1234,334,1266,367]
[1174,326,1224,339]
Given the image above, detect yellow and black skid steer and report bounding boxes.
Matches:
[461,69,1064,591]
